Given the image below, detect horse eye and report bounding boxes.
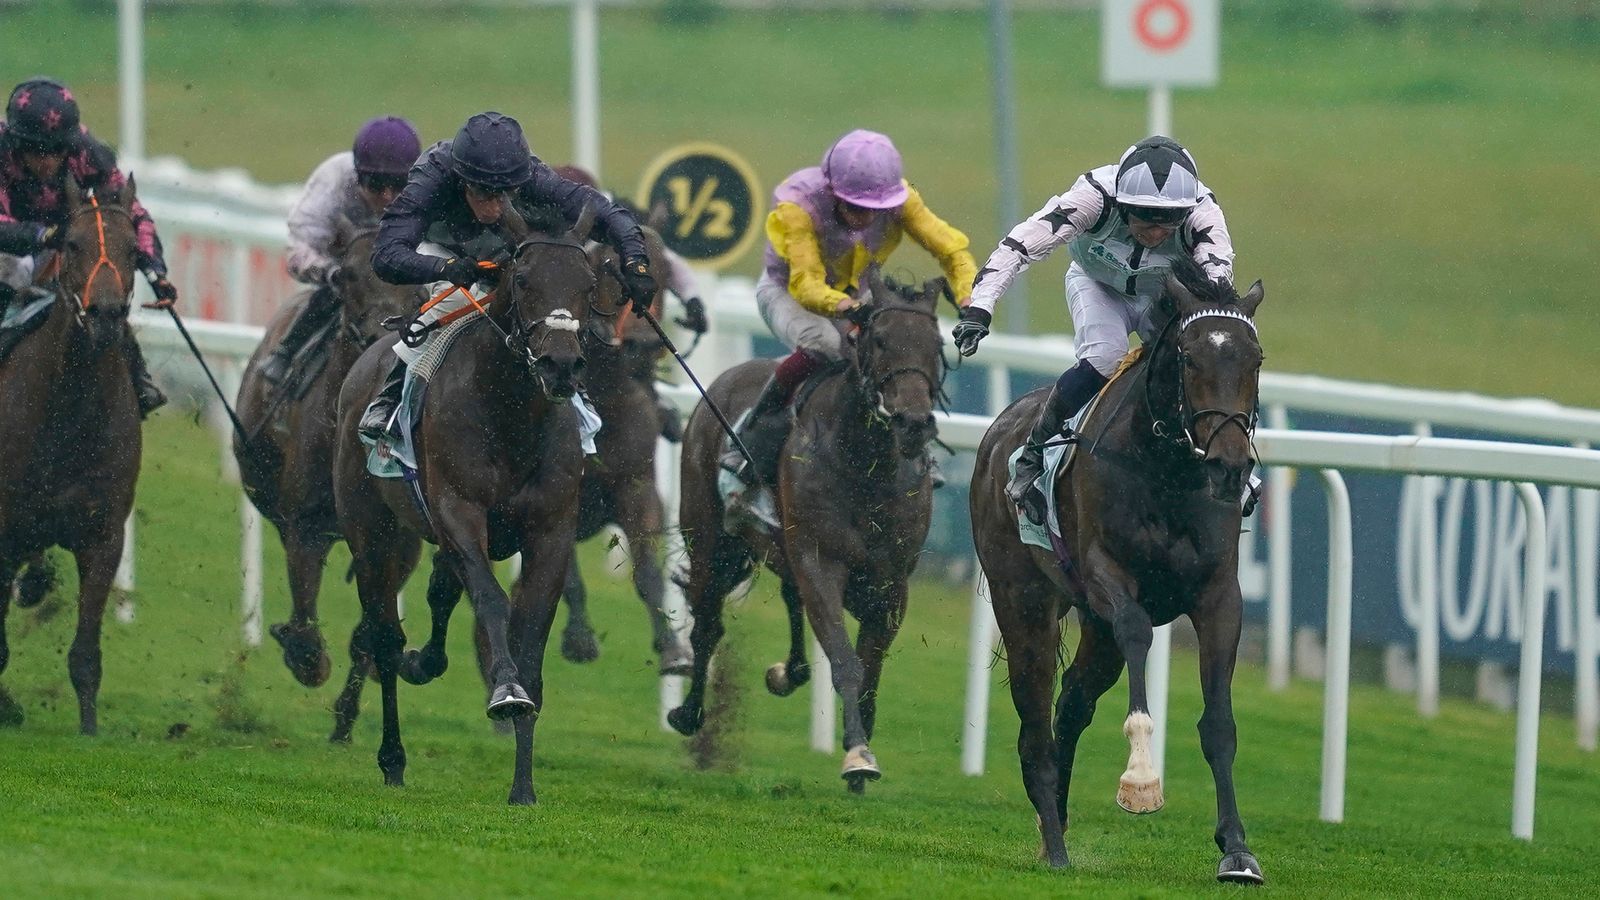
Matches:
[514,273,528,288]
[874,335,888,349]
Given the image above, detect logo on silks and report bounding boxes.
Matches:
[636,143,762,271]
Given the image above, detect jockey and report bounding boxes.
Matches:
[721,129,976,514]
[258,116,422,384]
[952,135,1236,525]
[0,78,176,417]
[360,111,655,440]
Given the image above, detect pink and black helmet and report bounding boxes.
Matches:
[822,129,908,210]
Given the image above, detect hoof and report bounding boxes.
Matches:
[14,562,56,609]
[764,663,798,697]
[399,647,447,686]
[486,682,534,721]
[1217,851,1265,885]
[1116,775,1164,815]
[845,774,869,794]
[666,704,704,736]
[0,689,23,728]
[1035,814,1069,865]
[658,641,693,677]
[270,622,331,688]
[841,745,881,784]
[507,788,538,806]
[329,729,353,745]
[560,626,600,664]
[382,771,404,787]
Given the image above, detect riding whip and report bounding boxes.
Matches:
[630,303,757,471]
[153,304,251,445]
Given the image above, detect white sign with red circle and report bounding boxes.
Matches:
[1102,0,1218,88]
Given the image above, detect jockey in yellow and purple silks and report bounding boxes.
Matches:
[721,129,976,505]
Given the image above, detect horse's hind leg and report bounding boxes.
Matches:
[67,534,122,736]
[764,579,810,697]
[269,527,333,688]
[0,558,21,727]
[558,546,600,664]
[329,621,372,744]
[350,538,416,786]
[615,482,691,675]
[1194,586,1264,884]
[991,577,1069,867]
[666,536,748,736]
[398,553,463,685]
[1053,611,1125,829]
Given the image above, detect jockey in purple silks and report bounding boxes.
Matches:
[258,116,422,385]
[0,78,177,417]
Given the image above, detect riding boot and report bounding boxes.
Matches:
[0,283,13,320]
[260,285,338,384]
[358,357,407,443]
[657,397,683,443]
[124,329,167,419]
[720,372,794,486]
[1008,359,1109,526]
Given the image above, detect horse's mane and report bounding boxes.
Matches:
[879,274,925,305]
[509,201,573,236]
[1167,253,1241,309]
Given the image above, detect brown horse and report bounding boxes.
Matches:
[668,270,946,792]
[234,223,424,688]
[548,229,691,673]
[331,203,604,803]
[0,178,144,734]
[969,259,1265,881]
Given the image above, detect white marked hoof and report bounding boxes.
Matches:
[1116,774,1164,814]
[1217,851,1265,885]
[841,744,881,781]
[486,682,534,721]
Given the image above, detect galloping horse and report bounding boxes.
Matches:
[669,270,946,792]
[331,203,605,803]
[969,258,1265,881]
[234,223,423,688]
[0,178,144,734]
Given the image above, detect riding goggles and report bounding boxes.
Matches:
[358,172,408,193]
[1121,204,1192,226]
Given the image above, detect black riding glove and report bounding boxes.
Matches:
[34,224,61,252]
[620,256,657,315]
[675,295,709,334]
[146,275,179,309]
[952,306,991,357]
[438,256,481,288]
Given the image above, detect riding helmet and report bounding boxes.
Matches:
[823,129,909,210]
[4,78,81,154]
[352,116,421,176]
[450,112,533,192]
[1114,136,1201,222]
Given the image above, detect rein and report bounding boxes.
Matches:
[63,194,133,314]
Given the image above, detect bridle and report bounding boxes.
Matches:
[1144,306,1260,460]
[854,302,949,423]
[61,192,134,320]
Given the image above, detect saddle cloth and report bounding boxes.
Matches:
[0,289,58,366]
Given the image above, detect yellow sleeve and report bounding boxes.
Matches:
[765,202,850,315]
[899,186,977,303]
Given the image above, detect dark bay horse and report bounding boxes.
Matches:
[668,270,946,792]
[969,259,1265,881]
[0,179,144,734]
[547,229,691,673]
[234,223,423,688]
[331,204,604,803]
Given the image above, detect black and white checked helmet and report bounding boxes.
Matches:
[1114,136,1201,211]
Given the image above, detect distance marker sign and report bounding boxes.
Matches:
[1102,0,1219,88]
[636,143,762,270]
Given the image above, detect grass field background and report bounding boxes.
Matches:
[2,1,1598,405]
[1,414,1598,896]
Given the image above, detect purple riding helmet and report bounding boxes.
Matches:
[352,116,421,176]
[822,129,908,210]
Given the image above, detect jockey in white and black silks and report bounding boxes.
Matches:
[258,116,422,385]
[721,128,976,511]
[358,111,655,441]
[952,135,1236,525]
[0,78,178,418]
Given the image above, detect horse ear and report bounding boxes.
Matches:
[1161,272,1203,320]
[64,173,84,209]
[500,195,531,240]
[922,277,950,308]
[329,214,355,258]
[1237,279,1265,317]
[646,199,670,231]
[119,173,137,206]
[860,264,885,303]
[569,203,599,244]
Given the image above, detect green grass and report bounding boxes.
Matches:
[3,3,1599,405]
[1,414,1598,897]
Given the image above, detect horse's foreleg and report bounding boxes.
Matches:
[504,524,572,806]
[398,555,464,685]
[666,537,746,736]
[67,535,121,736]
[764,579,810,697]
[558,546,600,664]
[853,581,907,749]
[270,527,333,688]
[992,578,1069,868]
[792,551,874,785]
[329,620,372,744]
[0,558,21,728]
[434,499,530,720]
[1104,598,1161,814]
[1054,611,1125,829]
[1194,584,1264,884]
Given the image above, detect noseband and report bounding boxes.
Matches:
[1146,307,1259,459]
[855,304,948,422]
[62,194,134,319]
[472,236,591,372]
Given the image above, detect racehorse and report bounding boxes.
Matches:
[668,269,946,792]
[545,228,692,674]
[0,178,144,734]
[331,202,605,803]
[233,222,424,688]
[969,258,1265,881]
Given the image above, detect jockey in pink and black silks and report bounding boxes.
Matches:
[952,136,1237,524]
[0,78,176,416]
